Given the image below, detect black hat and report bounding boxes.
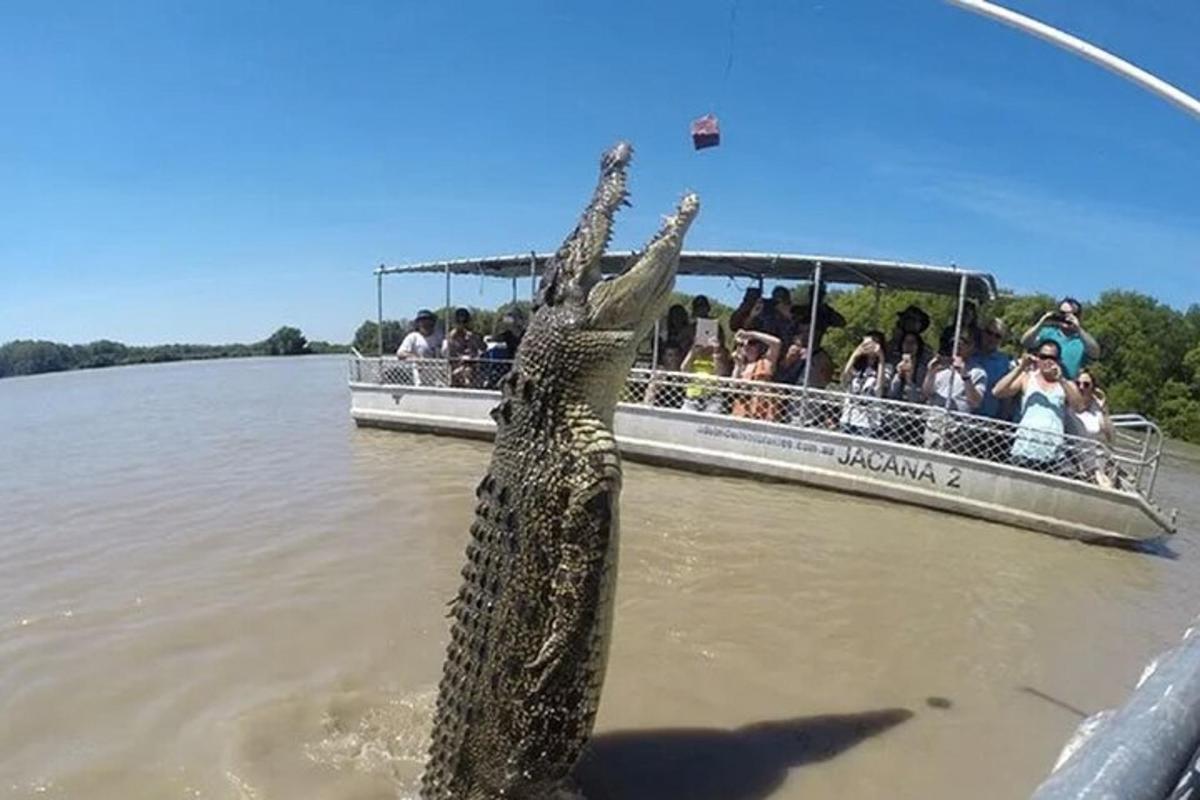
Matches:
[415,309,436,323]
[896,304,931,333]
[794,303,846,329]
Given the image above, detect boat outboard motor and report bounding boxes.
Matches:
[1032,614,1200,800]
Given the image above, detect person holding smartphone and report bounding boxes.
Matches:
[993,339,1086,475]
[1019,297,1100,380]
[888,331,928,403]
[921,327,987,452]
[922,327,986,413]
[729,285,795,341]
[839,331,891,436]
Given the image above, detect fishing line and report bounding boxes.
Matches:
[692,0,738,149]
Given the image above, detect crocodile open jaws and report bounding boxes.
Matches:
[419,141,699,800]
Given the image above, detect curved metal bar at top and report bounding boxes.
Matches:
[946,0,1200,121]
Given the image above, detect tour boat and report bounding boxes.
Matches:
[348,252,1176,546]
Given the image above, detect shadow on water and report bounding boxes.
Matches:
[1134,538,1180,561]
[576,708,914,800]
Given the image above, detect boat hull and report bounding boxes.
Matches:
[350,382,1174,546]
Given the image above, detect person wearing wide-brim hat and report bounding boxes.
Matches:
[397,308,444,360]
[791,302,846,330]
[896,304,931,335]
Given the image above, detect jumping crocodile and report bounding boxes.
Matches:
[419,141,699,800]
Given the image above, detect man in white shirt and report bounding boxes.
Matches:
[397,309,444,360]
[924,327,986,412]
[922,326,987,454]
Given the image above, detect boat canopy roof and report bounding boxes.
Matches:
[376,251,997,302]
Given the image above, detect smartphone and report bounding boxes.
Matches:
[694,318,718,344]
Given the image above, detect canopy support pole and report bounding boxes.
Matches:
[445,263,452,383]
[511,275,517,306]
[872,284,882,328]
[801,262,823,390]
[652,320,660,372]
[944,271,969,420]
[376,268,384,359]
[798,262,824,426]
[529,251,537,301]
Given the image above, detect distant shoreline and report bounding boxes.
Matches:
[0,351,352,382]
[0,327,347,380]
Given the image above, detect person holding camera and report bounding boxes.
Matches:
[839,331,891,436]
[993,339,1086,475]
[922,327,986,413]
[730,328,782,420]
[1019,297,1100,380]
[777,317,834,389]
[729,285,795,341]
[921,327,987,452]
[887,331,929,403]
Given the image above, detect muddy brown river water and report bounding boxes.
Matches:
[2,356,1198,799]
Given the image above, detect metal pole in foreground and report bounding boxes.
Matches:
[945,0,1200,121]
[1032,616,1200,800]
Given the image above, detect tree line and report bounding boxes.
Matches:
[8,287,1198,443]
[352,288,1200,443]
[0,326,346,379]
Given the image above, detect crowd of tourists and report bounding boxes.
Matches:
[395,306,522,389]
[638,286,1115,487]
[394,287,1117,487]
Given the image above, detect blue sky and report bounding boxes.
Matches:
[1,1,1197,345]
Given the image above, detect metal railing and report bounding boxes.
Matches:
[350,355,512,390]
[351,356,1166,501]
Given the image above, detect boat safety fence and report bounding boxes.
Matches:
[350,356,1164,500]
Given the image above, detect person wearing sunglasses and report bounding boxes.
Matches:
[1067,369,1116,488]
[993,339,1086,475]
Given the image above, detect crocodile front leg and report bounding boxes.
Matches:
[526,490,613,691]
